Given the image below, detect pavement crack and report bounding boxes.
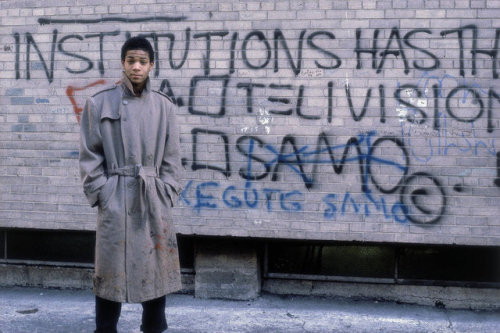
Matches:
[444,311,456,333]
[300,319,312,332]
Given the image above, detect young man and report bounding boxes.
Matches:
[79,37,183,333]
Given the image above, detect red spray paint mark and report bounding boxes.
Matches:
[66,79,107,123]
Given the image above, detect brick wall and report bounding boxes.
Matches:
[1,0,499,246]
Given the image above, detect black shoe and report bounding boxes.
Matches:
[140,322,168,333]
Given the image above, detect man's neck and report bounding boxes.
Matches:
[132,84,144,97]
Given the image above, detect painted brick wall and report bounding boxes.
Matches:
[1,0,499,246]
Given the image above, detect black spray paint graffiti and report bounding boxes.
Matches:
[356,25,500,78]
[395,84,499,133]
[13,19,500,81]
[440,25,500,79]
[13,18,499,133]
[183,75,499,133]
[400,172,446,224]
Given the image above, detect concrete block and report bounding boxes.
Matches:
[194,239,261,300]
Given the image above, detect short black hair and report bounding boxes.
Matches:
[121,36,154,63]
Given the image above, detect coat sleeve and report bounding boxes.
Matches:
[79,97,107,207]
[159,103,183,205]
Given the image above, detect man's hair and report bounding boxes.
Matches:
[121,36,154,63]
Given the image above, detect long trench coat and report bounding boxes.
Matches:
[79,73,183,303]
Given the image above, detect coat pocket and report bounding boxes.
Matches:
[98,176,117,209]
[155,178,173,208]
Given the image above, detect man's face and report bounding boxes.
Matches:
[121,49,154,89]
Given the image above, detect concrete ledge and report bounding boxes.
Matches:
[0,264,93,290]
[0,264,195,294]
[263,278,500,310]
[3,263,497,310]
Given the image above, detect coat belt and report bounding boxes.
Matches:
[108,164,159,225]
[108,164,158,178]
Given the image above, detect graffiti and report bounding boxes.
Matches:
[395,71,498,164]
[345,84,386,123]
[400,115,497,164]
[7,16,500,231]
[21,30,57,82]
[191,128,230,177]
[400,172,446,225]
[394,83,498,132]
[414,71,490,101]
[183,76,497,132]
[189,76,230,117]
[66,80,107,123]
[38,16,187,25]
[185,129,450,224]
[180,178,436,225]
[356,27,411,74]
[440,25,500,79]
[180,180,305,214]
[355,25,500,79]
[356,25,500,78]
[13,19,500,81]
[322,191,408,224]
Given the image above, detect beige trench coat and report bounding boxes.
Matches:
[79,73,183,303]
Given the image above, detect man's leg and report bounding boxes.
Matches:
[140,295,167,333]
[95,295,122,333]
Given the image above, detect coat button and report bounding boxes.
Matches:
[123,100,128,105]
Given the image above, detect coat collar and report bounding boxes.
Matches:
[120,72,151,98]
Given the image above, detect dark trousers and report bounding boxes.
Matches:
[95,295,168,333]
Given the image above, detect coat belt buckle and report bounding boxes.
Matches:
[134,164,142,178]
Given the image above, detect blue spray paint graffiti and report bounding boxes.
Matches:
[180,180,305,214]
[180,130,445,225]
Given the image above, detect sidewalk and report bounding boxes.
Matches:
[0,286,499,333]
